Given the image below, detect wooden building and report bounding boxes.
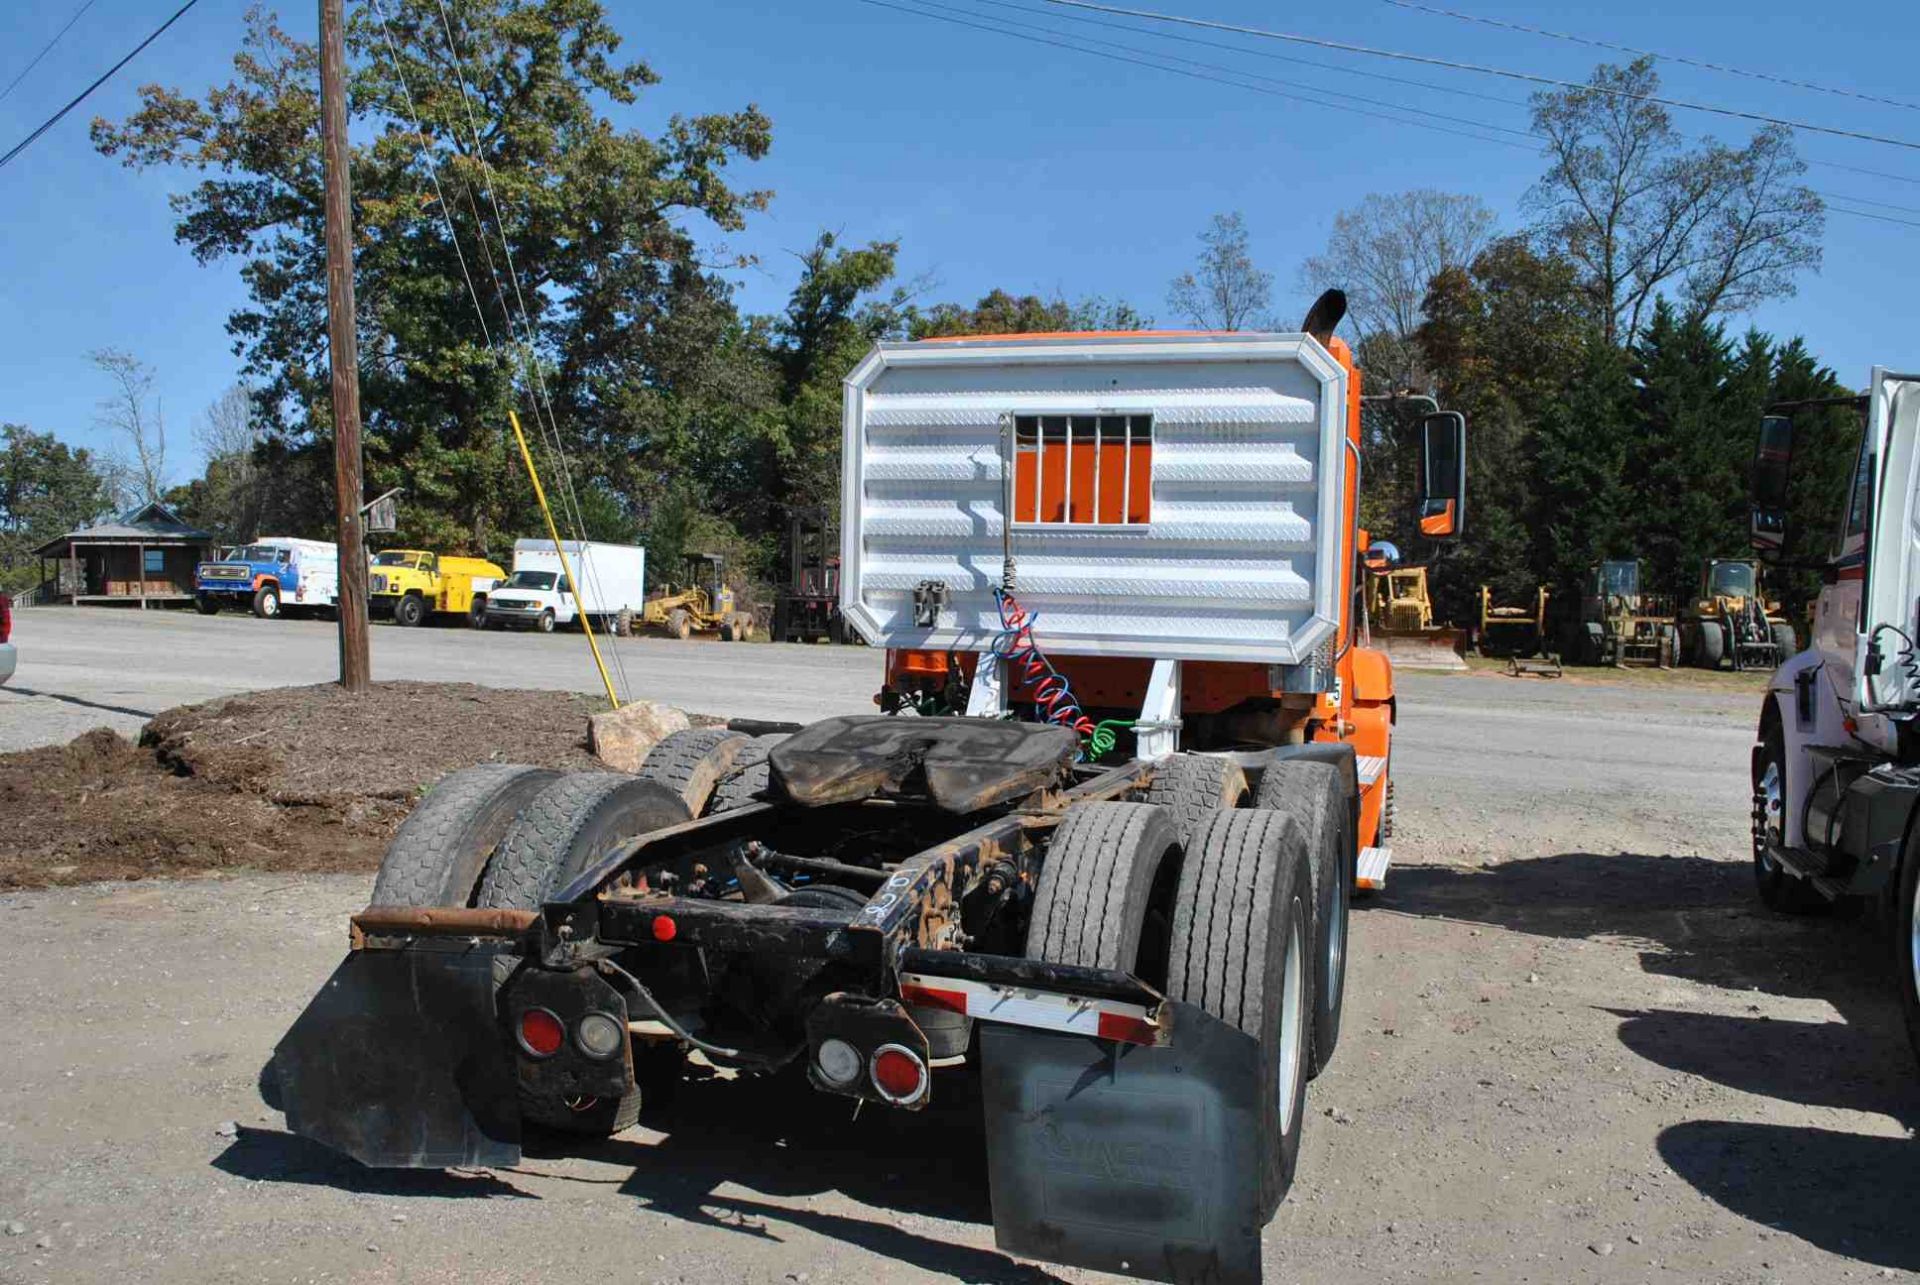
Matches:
[34,503,215,608]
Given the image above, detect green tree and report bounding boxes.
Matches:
[1761,339,1860,624]
[1167,212,1275,330]
[908,288,1147,339]
[0,426,108,593]
[92,1,772,554]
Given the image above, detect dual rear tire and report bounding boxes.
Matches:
[1026,795,1327,1216]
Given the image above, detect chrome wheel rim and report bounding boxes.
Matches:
[1326,853,1347,1014]
[1755,759,1785,869]
[1910,874,1920,1003]
[1277,904,1306,1135]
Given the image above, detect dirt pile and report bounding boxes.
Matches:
[0,682,605,889]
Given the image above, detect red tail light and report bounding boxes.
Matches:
[517,1008,565,1058]
[0,593,11,644]
[869,1044,928,1105]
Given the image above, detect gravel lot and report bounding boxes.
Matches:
[1,609,1916,1283]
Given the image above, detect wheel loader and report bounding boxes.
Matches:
[641,551,754,641]
[1364,563,1466,670]
[1676,557,1796,670]
[270,292,1469,1285]
[1565,559,1677,667]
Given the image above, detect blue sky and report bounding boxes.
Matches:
[2,0,1915,485]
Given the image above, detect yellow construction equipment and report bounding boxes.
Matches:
[1365,565,1466,670]
[1478,586,1560,676]
[641,552,754,641]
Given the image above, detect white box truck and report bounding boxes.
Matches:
[483,538,646,633]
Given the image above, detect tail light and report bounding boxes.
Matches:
[870,1044,929,1105]
[516,1008,565,1058]
[0,593,10,644]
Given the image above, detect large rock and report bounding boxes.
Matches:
[589,700,691,773]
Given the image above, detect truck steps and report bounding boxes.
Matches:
[1357,845,1391,890]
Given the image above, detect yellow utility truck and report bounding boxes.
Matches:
[368,549,505,627]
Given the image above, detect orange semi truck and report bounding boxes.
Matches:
[271,291,1465,1285]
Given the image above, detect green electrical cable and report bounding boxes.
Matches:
[1085,719,1136,760]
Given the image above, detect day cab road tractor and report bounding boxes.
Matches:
[1676,557,1797,671]
[642,551,754,641]
[1747,369,1920,1069]
[271,292,1469,1284]
[367,548,505,627]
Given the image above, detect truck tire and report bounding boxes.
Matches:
[1144,753,1248,844]
[469,597,488,629]
[1895,835,1920,1070]
[196,594,220,615]
[710,734,788,813]
[1026,802,1178,971]
[537,609,555,634]
[1696,620,1725,669]
[1167,807,1313,1216]
[638,727,752,815]
[719,617,736,642]
[368,764,562,907]
[476,773,691,911]
[667,608,691,640]
[1254,761,1350,1077]
[252,583,281,619]
[1752,718,1826,915]
[1771,622,1797,658]
[393,593,426,628]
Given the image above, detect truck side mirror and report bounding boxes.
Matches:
[1750,414,1793,556]
[1417,411,1467,540]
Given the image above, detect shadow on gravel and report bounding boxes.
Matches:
[0,685,158,720]
[212,1127,536,1200]
[569,1067,1066,1283]
[1656,1120,1920,1273]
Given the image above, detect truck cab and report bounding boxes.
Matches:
[485,567,576,632]
[1747,367,1920,1066]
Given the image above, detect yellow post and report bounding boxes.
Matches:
[508,409,620,710]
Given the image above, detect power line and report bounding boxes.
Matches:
[943,0,1535,137]
[1380,0,1920,115]
[962,0,1530,109]
[0,0,199,174]
[1809,157,1920,188]
[868,0,1918,231]
[1042,0,1920,153]
[0,0,98,105]
[856,0,1533,150]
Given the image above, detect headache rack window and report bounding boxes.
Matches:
[1012,414,1152,526]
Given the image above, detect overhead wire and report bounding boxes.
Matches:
[369,0,632,701]
[873,0,1920,228]
[426,0,634,702]
[1378,0,1920,115]
[1039,0,1920,153]
[0,0,200,174]
[855,0,1534,150]
[0,0,99,105]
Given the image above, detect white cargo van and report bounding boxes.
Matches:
[483,539,646,633]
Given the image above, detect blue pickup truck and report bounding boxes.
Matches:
[195,538,340,619]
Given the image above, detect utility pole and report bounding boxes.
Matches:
[319,0,369,693]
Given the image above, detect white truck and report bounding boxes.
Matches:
[482,538,646,633]
[1748,367,1920,1067]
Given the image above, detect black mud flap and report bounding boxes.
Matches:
[273,945,522,1169]
[980,1000,1265,1285]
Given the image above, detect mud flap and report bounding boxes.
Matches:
[273,945,521,1169]
[980,1000,1265,1285]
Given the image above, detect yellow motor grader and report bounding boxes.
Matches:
[641,552,754,641]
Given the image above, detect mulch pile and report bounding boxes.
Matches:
[0,682,605,889]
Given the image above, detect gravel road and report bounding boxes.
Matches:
[2,610,1917,1283]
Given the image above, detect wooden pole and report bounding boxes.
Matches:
[319,0,369,693]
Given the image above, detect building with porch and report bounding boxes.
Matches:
[34,502,215,608]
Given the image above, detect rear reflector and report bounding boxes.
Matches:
[899,972,1167,1047]
[869,1044,928,1105]
[517,1008,565,1058]
[651,914,677,942]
